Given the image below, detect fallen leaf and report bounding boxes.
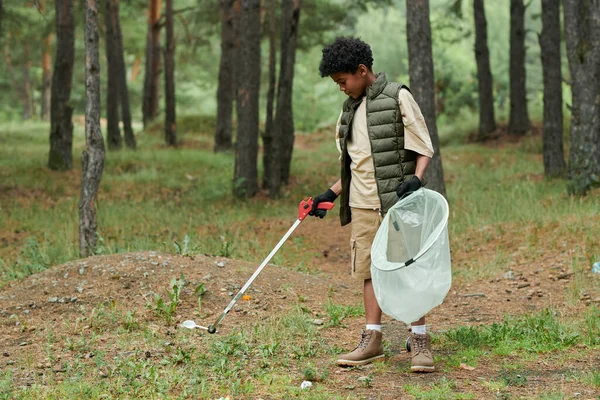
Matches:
[459,363,475,371]
[242,295,251,301]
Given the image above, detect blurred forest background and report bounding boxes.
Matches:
[0,0,561,131]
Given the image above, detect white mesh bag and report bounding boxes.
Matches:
[370,188,451,324]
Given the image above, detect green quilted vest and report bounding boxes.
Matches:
[338,72,418,226]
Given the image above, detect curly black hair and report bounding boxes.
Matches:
[319,37,374,77]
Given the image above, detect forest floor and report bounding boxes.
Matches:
[1,122,600,399]
[1,216,600,399]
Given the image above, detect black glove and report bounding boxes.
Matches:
[309,189,338,219]
[396,176,422,200]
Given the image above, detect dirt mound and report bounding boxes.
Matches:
[0,251,344,353]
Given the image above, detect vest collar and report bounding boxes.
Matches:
[344,72,388,111]
[367,72,388,100]
[345,95,362,111]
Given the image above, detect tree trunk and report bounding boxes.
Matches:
[164,0,177,146]
[233,0,261,199]
[563,0,600,195]
[262,0,277,188]
[269,0,301,197]
[142,0,161,128]
[150,0,161,121]
[48,0,75,171]
[111,0,136,149]
[214,0,236,152]
[105,0,122,150]
[39,0,51,121]
[21,43,33,120]
[80,0,105,257]
[508,0,530,135]
[41,34,52,121]
[279,0,300,187]
[405,0,446,197]
[142,22,152,127]
[3,36,19,95]
[131,55,141,82]
[473,0,496,140]
[0,0,3,45]
[540,0,565,178]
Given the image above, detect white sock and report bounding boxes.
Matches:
[411,324,426,335]
[366,324,382,332]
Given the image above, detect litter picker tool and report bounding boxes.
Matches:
[181,197,334,334]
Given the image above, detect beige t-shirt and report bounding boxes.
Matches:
[335,88,434,209]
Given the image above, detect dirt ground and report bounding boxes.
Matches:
[2,211,600,399]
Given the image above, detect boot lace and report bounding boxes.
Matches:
[354,330,371,351]
[412,334,431,357]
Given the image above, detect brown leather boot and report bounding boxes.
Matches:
[410,332,435,372]
[336,329,384,367]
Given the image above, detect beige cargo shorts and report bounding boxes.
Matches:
[350,208,383,280]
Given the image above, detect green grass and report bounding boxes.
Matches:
[444,143,599,237]
[0,119,341,281]
[324,298,365,327]
[578,370,600,388]
[443,308,582,355]
[403,376,475,400]
[2,303,352,399]
[432,306,600,394]
[1,119,599,283]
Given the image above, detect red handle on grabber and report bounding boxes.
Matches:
[297,197,335,221]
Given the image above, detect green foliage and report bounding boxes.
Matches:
[444,309,581,354]
[194,281,208,312]
[324,299,364,327]
[218,234,235,257]
[444,325,490,349]
[499,369,528,387]
[194,282,207,297]
[581,305,600,346]
[298,0,356,50]
[147,274,186,324]
[1,237,50,281]
[0,369,13,400]
[579,370,600,388]
[173,234,198,257]
[94,232,110,255]
[175,114,218,136]
[444,143,600,237]
[302,362,317,381]
[0,0,556,134]
[404,377,474,400]
[360,373,374,388]
[122,310,140,332]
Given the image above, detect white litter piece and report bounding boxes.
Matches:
[300,381,313,389]
[180,320,209,331]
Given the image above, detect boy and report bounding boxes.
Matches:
[309,37,435,372]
